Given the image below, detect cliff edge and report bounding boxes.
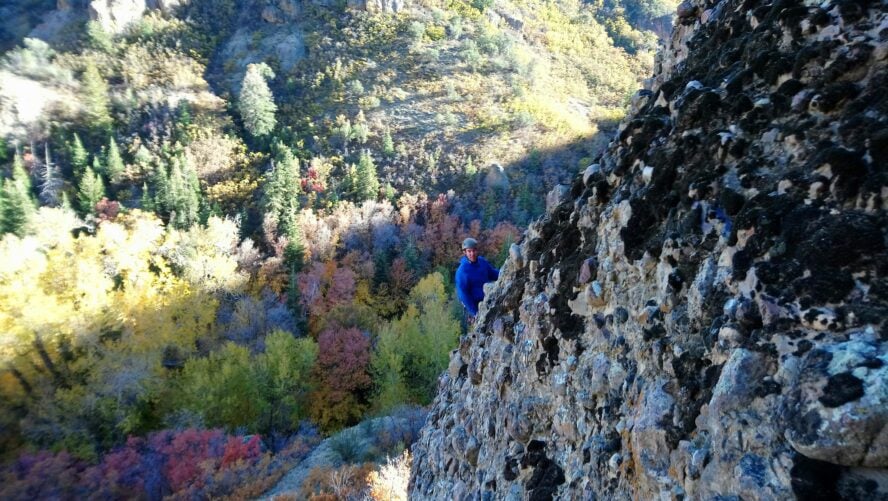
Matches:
[410,0,888,498]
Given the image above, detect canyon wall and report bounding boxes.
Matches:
[410,0,888,498]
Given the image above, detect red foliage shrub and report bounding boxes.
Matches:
[221,435,262,467]
[95,197,120,222]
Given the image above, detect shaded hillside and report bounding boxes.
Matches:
[411,0,888,498]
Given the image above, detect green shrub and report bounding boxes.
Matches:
[425,25,446,41]
[328,427,371,463]
[407,21,426,43]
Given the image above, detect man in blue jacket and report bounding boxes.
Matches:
[455,238,499,325]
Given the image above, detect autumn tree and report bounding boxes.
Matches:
[178,343,260,430]
[253,329,317,437]
[309,327,372,432]
[371,322,410,413]
[371,272,459,411]
[238,63,277,138]
[0,210,217,453]
[297,260,357,336]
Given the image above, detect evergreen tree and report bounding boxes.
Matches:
[81,61,112,136]
[237,63,277,138]
[464,155,476,176]
[355,151,379,202]
[263,144,301,237]
[1,156,37,236]
[105,137,125,185]
[383,182,396,202]
[167,157,200,228]
[69,134,89,179]
[140,182,153,212]
[381,127,394,157]
[0,181,7,228]
[91,151,105,179]
[284,230,307,331]
[77,166,105,214]
[12,154,32,194]
[60,191,72,211]
[342,164,358,201]
[150,162,170,212]
[133,145,152,171]
[85,21,113,52]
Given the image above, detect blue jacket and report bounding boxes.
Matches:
[455,256,499,316]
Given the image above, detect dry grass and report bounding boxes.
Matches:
[367,450,411,501]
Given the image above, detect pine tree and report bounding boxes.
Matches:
[237,63,277,138]
[381,127,394,157]
[263,144,301,236]
[167,157,200,228]
[91,152,105,179]
[105,137,124,185]
[1,155,37,236]
[12,153,32,194]
[465,155,476,176]
[150,162,170,212]
[69,134,89,179]
[0,181,6,229]
[140,182,153,211]
[60,191,72,211]
[81,61,112,136]
[284,229,307,330]
[85,20,113,52]
[355,151,379,202]
[77,166,105,214]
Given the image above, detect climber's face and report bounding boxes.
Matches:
[464,247,478,263]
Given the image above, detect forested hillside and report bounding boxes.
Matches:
[0,0,671,497]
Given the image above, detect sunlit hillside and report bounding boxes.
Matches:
[0,0,672,497]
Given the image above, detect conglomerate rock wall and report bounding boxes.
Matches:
[410,0,888,498]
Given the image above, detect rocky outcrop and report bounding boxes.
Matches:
[88,0,147,33]
[410,0,888,498]
[261,0,301,24]
[346,0,409,14]
[83,0,185,33]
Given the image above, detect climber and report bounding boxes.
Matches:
[455,238,499,326]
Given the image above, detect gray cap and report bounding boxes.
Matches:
[462,238,478,250]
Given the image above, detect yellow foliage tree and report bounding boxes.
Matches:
[0,208,220,452]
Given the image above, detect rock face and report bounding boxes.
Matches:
[261,0,301,24]
[88,0,147,33]
[410,0,888,498]
[84,0,185,33]
[346,0,409,13]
